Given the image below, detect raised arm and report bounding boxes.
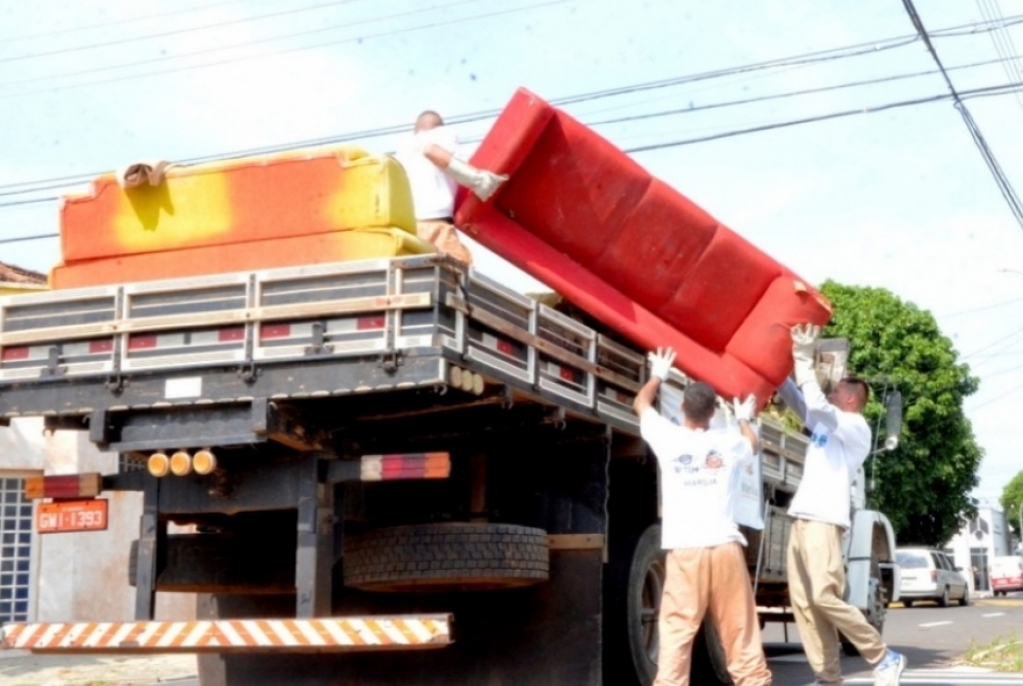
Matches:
[633,347,676,416]
[732,393,760,454]
[775,377,810,429]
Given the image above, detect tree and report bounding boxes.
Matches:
[1001,470,1023,539]
[819,281,983,547]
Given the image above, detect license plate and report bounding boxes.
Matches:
[37,499,108,533]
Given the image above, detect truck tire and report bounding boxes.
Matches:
[604,524,732,686]
[343,522,549,592]
[618,524,663,685]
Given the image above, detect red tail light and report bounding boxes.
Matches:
[930,570,938,581]
[25,473,102,500]
[360,452,451,481]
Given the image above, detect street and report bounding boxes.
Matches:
[2,596,1020,686]
[149,596,1023,686]
[764,595,1023,685]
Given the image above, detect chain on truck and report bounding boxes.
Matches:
[0,89,903,686]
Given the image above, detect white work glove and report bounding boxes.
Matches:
[648,346,677,382]
[791,323,820,388]
[445,157,509,201]
[732,394,757,423]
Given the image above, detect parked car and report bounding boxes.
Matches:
[895,548,969,607]
[990,555,1023,596]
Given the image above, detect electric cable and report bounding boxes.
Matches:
[0,0,252,43]
[4,78,1023,217]
[0,0,559,96]
[975,0,1023,113]
[0,0,370,64]
[1,12,1018,192]
[901,0,1023,230]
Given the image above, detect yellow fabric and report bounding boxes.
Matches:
[339,227,436,258]
[324,154,417,236]
[61,145,417,264]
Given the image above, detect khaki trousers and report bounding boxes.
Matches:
[655,542,772,686]
[416,219,473,265]
[787,519,886,683]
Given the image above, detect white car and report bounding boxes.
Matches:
[896,548,969,607]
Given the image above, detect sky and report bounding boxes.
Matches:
[1,0,1023,508]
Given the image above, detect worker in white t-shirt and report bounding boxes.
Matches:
[777,323,905,686]
[633,347,772,686]
[393,110,507,265]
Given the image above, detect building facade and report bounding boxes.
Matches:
[0,418,194,625]
[946,504,1012,593]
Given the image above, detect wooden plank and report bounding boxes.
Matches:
[0,293,432,346]
[448,294,640,393]
[547,533,605,551]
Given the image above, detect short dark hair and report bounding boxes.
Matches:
[841,377,870,406]
[682,381,717,423]
[416,110,444,126]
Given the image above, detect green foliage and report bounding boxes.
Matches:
[1000,470,1023,537]
[819,281,982,546]
[964,631,1023,672]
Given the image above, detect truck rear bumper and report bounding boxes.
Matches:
[0,614,452,654]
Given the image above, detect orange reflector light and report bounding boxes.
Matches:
[170,451,193,476]
[192,449,217,475]
[360,452,450,481]
[24,473,102,500]
[148,453,170,478]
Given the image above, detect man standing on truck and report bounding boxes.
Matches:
[633,347,772,686]
[394,110,507,265]
[778,323,906,686]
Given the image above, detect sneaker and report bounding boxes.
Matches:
[873,649,906,686]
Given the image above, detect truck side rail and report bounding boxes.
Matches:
[0,255,653,434]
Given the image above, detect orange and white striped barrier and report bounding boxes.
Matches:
[0,614,452,654]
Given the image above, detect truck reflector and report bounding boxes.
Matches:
[259,323,291,340]
[217,327,245,342]
[0,614,452,653]
[127,334,158,350]
[24,473,102,500]
[0,346,30,361]
[88,339,114,353]
[360,452,451,481]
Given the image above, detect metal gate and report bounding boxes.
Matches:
[0,475,35,624]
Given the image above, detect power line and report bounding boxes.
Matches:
[0,0,551,97]
[586,55,1021,129]
[940,293,1023,319]
[901,0,1023,230]
[0,233,58,245]
[4,77,1023,219]
[975,0,1023,114]
[967,378,1023,411]
[0,0,367,65]
[4,10,1020,200]
[621,80,1023,154]
[0,28,969,195]
[0,0,252,43]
